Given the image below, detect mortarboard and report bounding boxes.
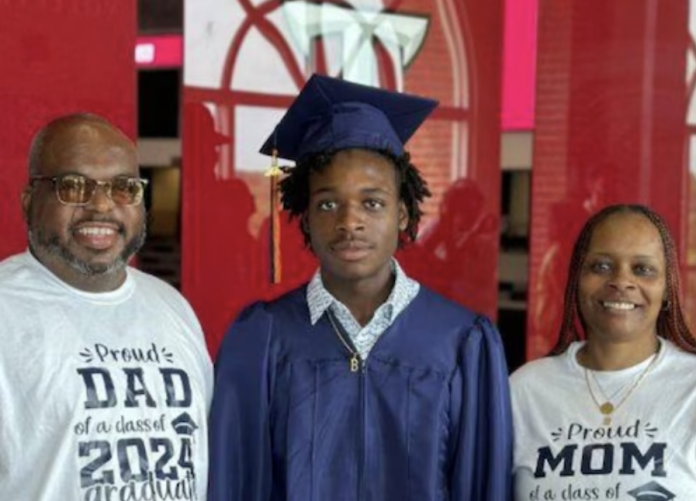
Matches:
[171,412,199,436]
[261,74,438,283]
[260,74,438,162]
[627,481,675,501]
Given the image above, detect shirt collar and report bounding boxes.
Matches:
[307,259,417,325]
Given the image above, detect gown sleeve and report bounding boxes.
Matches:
[450,316,513,501]
[208,303,275,501]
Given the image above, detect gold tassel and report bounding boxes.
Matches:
[264,148,283,283]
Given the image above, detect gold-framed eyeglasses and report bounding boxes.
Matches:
[30,174,149,207]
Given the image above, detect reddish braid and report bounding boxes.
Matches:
[549,204,696,356]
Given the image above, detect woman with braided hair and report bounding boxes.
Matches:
[511,203,696,501]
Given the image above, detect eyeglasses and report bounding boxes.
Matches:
[30,174,149,206]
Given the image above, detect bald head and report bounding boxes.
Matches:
[28,113,136,177]
[23,112,145,293]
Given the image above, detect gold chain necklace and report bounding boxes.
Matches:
[583,345,661,426]
[589,370,625,402]
[327,310,361,372]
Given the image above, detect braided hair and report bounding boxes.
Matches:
[550,204,696,355]
[279,148,431,247]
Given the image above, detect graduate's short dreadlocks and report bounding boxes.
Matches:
[549,203,696,356]
[279,148,431,247]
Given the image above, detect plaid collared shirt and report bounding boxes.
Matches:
[307,259,420,360]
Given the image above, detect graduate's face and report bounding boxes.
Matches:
[307,149,407,287]
[578,212,666,344]
[22,120,147,292]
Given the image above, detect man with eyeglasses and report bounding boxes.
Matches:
[0,113,213,500]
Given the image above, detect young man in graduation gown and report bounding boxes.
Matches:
[209,75,512,501]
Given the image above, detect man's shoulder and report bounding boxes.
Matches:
[127,267,199,312]
[0,252,38,290]
[411,285,480,324]
[128,266,181,296]
[231,285,309,328]
[0,251,30,270]
[255,285,308,317]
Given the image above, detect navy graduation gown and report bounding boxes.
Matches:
[209,286,512,501]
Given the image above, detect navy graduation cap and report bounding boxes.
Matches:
[260,74,437,283]
[627,481,675,501]
[260,74,438,162]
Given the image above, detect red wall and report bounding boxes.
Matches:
[0,1,136,258]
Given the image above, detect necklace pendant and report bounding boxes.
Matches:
[599,402,614,415]
[350,355,360,373]
[603,415,611,426]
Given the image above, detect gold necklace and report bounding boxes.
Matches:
[583,345,661,426]
[327,310,361,372]
[589,370,625,402]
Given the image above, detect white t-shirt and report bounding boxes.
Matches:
[0,252,213,501]
[511,338,696,500]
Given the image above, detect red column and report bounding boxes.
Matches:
[527,0,689,360]
[0,2,136,259]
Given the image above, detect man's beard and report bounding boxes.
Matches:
[28,221,147,277]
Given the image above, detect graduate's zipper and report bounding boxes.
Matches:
[326,311,367,499]
[358,350,367,501]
